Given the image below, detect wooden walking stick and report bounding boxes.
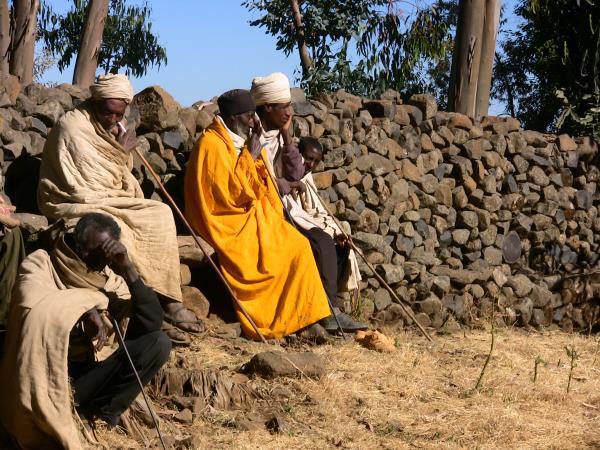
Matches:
[112,318,167,450]
[127,137,268,343]
[306,183,434,342]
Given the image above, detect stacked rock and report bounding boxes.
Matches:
[1,74,599,332]
[289,90,599,332]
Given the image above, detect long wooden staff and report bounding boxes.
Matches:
[131,145,268,344]
[306,183,434,342]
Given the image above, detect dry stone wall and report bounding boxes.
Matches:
[1,74,599,333]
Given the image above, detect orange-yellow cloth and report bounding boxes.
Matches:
[184,118,330,340]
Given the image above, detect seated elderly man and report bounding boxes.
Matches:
[283,137,367,331]
[0,213,171,449]
[184,89,331,340]
[37,73,201,342]
[250,72,305,195]
[251,73,365,332]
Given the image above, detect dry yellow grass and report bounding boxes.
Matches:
[94,326,600,449]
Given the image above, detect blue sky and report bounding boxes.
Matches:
[40,0,518,113]
[40,1,298,105]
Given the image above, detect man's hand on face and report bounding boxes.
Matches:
[289,180,307,200]
[101,237,139,283]
[82,308,107,352]
[280,110,293,146]
[282,113,293,133]
[117,127,137,153]
[248,113,263,160]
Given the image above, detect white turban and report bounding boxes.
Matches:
[90,73,134,104]
[250,72,291,106]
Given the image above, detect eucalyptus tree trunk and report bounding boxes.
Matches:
[448,0,485,117]
[0,0,10,73]
[475,0,502,117]
[290,0,313,77]
[73,0,110,87]
[9,0,39,85]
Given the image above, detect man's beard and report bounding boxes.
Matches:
[230,121,249,140]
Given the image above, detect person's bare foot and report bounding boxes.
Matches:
[162,302,205,333]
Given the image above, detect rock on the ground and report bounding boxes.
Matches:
[242,351,325,380]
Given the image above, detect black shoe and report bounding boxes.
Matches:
[296,323,329,344]
[320,313,369,332]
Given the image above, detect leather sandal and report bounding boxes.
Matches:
[163,312,206,335]
[161,322,191,346]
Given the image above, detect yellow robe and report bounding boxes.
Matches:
[184,118,330,340]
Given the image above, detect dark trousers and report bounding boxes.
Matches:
[300,227,349,309]
[70,330,171,425]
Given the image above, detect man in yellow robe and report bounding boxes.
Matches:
[37,74,201,341]
[184,89,331,340]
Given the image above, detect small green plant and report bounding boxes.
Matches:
[352,292,364,321]
[394,336,402,348]
[565,346,579,394]
[592,337,600,366]
[532,356,547,383]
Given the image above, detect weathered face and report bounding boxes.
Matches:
[262,102,292,130]
[92,98,127,131]
[228,110,256,139]
[301,146,323,175]
[78,229,113,272]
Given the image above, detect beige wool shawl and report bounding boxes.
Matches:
[37,104,182,301]
[0,250,124,450]
[283,173,362,292]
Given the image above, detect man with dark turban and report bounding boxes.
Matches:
[37,74,202,342]
[185,89,332,340]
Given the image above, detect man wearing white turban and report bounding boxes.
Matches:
[37,74,202,343]
[250,72,306,194]
[250,73,365,333]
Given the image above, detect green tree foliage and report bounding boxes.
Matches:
[38,0,167,78]
[243,0,456,99]
[492,0,599,141]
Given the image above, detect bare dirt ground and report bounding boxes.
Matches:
[93,321,600,450]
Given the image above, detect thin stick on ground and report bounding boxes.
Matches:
[474,308,495,391]
[112,319,166,450]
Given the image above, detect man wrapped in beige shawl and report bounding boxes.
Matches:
[0,213,170,449]
[37,74,201,336]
